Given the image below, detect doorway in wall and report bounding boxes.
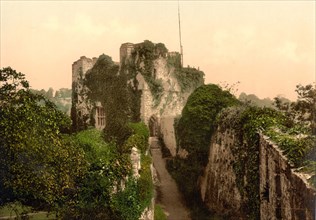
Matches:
[149,115,159,137]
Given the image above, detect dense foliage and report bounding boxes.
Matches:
[176,84,239,163]
[110,122,153,220]
[1,67,153,220]
[168,82,315,219]
[168,84,239,218]
[217,106,284,218]
[0,67,86,210]
[84,54,132,146]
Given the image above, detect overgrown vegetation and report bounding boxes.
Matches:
[216,103,315,218]
[1,67,153,220]
[84,54,132,146]
[61,125,152,220]
[173,67,204,93]
[0,67,86,215]
[168,82,315,219]
[167,84,239,219]
[129,40,168,104]
[274,83,316,134]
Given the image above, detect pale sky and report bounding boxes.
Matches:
[1,0,315,100]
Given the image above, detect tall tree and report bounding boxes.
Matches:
[0,67,86,209]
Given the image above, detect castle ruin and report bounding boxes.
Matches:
[71,41,204,136]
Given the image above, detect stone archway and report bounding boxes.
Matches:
[149,115,159,137]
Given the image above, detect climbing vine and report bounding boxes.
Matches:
[128,40,168,105]
[173,67,204,93]
[217,104,316,218]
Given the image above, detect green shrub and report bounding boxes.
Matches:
[128,122,150,141]
[59,129,131,219]
[110,151,153,220]
[168,84,239,218]
[176,84,239,163]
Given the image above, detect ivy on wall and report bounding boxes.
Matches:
[168,83,315,219]
[173,67,204,93]
[71,68,92,131]
[129,40,168,105]
[216,106,284,219]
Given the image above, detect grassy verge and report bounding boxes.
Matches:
[0,205,56,219]
[154,204,167,220]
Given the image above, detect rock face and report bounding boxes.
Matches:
[200,126,316,219]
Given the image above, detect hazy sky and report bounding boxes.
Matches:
[1,1,315,100]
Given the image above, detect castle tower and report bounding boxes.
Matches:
[71,56,100,131]
[120,42,134,64]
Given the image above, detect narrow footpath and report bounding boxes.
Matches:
[150,137,191,220]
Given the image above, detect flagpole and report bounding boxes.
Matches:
[178,0,183,67]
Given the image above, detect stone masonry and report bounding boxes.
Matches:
[199,126,316,219]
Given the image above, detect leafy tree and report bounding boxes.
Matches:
[274,83,316,134]
[0,67,86,210]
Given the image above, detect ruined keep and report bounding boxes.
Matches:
[71,40,204,133]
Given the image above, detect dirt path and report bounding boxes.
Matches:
[150,137,191,220]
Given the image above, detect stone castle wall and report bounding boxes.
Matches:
[200,128,244,217]
[137,57,189,125]
[199,126,316,219]
[159,116,177,157]
[260,135,315,220]
[72,56,98,129]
